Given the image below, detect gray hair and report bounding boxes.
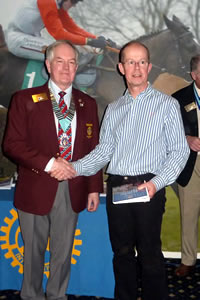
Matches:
[190,54,200,72]
[45,40,79,63]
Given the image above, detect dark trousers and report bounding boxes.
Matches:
[106,174,168,300]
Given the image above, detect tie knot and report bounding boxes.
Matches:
[59,91,66,99]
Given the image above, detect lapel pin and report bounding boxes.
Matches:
[78,98,84,107]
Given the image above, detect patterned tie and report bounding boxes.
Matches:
[58,91,72,161]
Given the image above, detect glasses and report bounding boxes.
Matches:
[122,59,149,67]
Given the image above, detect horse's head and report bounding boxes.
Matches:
[164,15,200,81]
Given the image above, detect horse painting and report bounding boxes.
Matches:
[1,15,200,114]
[0,14,200,178]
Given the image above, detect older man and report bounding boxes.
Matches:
[3,40,103,300]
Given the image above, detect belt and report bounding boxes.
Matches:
[107,173,154,187]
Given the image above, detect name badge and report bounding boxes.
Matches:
[32,93,48,103]
[184,102,196,112]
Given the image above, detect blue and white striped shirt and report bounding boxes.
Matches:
[73,84,190,191]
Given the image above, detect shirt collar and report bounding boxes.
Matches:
[194,82,200,97]
[48,79,72,105]
[125,82,153,101]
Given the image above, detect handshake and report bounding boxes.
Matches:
[48,157,77,181]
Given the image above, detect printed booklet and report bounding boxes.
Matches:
[112,183,150,204]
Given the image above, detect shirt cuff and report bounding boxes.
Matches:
[150,175,166,192]
[45,157,55,172]
[72,161,82,175]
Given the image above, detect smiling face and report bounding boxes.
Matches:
[45,43,78,90]
[118,43,152,96]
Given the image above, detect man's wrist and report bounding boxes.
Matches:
[45,157,55,172]
[150,175,165,192]
[72,162,81,176]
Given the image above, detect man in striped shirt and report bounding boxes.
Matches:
[51,41,190,300]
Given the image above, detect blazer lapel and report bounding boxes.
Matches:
[72,90,81,160]
[184,84,198,124]
[37,84,59,150]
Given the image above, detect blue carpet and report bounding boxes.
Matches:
[0,259,199,299]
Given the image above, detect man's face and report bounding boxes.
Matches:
[46,44,78,90]
[191,63,200,89]
[118,43,152,91]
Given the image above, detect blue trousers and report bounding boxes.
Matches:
[106,174,168,300]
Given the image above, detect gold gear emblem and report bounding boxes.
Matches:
[0,208,82,277]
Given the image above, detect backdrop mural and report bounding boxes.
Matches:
[0,0,200,181]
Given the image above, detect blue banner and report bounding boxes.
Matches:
[0,189,115,298]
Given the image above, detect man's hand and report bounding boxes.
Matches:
[87,36,108,49]
[106,38,118,49]
[87,36,118,50]
[49,157,77,181]
[137,181,156,199]
[87,192,100,212]
[186,135,200,152]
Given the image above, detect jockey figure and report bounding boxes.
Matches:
[5,0,114,61]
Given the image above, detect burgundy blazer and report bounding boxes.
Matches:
[3,83,103,215]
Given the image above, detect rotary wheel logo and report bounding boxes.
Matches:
[0,208,82,277]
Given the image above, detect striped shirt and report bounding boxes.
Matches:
[73,84,190,191]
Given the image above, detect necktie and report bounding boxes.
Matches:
[58,91,72,161]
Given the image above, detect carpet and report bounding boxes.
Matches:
[0,259,199,299]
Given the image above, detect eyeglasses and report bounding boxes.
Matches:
[122,59,149,67]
